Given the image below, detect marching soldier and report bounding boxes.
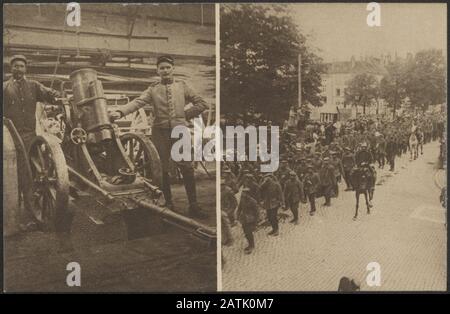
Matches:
[304,165,320,216]
[330,151,343,197]
[342,147,356,191]
[284,171,306,224]
[275,159,292,190]
[237,187,260,254]
[222,169,239,226]
[223,168,239,194]
[319,157,336,207]
[375,132,386,169]
[242,173,261,203]
[110,55,208,218]
[385,134,397,171]
[260,172,284,236]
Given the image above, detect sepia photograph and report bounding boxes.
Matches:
[220,3,447,291]
[3,3,217,292]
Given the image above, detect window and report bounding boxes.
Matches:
[336,88,341,96]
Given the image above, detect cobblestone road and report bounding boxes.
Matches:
[222,141,447,291]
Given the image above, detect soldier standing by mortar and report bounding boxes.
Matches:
[3,55,73,244]
[110,55,208,218]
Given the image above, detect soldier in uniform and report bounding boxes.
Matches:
[221,177,237,246]
[275,159,292,190]
[304,165,320,216]
[330,151,343,197]
[110,55,208,218]
[355,142,373,166]
[259,172,284,236]
[385,134,397,171]
[221,168,239,226]
[342,147,356,191]
[236,187,260,254]
[242,173,261,203]
[319,157,336,206]
[4,55,61,149]
[3,55,73,241]
[416,127,424,155]
[375,132,386,169]
[284,171,306,224]
[223,167,239,194]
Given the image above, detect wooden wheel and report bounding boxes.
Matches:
[3,118,34,214]
[28,134,69,231]
[129,108,151,135]
[120,133,163,188]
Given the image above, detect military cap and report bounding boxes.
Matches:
[306,164,314,169]
[157,55,174,66]
[222,168,231,173]
[242,187,251,192]
[323,157,330,162]
[10,55,27,65]
[330,151,338,155]
[289,171,296,176]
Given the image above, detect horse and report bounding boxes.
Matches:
[350,164,376,220]
[408,132,418,160]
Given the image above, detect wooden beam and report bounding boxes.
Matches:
[5,24,169,41]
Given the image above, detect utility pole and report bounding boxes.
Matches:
[298,53,302,108]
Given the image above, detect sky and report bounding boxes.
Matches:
[289,3,447,62]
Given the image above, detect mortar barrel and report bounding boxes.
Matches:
[133,198,216,240]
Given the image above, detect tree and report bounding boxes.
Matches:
[220,4,325,124]
[380,60,406,118]
[344,73,379,115]
[403,49,446,112]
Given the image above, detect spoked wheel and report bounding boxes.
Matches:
[120,133,163,188]
[28,135,69,232]
[129,108,152,136]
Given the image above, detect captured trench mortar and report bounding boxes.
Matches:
[6,68,215,242]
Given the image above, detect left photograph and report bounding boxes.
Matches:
[3,3,216,292]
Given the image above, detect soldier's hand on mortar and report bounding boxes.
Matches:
[109,111,123,122]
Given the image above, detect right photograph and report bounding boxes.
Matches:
[219,3,447,291]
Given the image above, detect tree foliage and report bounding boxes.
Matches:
[402,49,446,112]
[344,73,379,114]
[220,4,325,123]
[379,60,406,114]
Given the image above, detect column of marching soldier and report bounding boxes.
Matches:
[221,113,445,255]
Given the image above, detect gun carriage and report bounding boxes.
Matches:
[4,68,216,243]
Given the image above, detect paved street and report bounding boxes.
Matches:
[4,172,217,293]
[222,141,447,291]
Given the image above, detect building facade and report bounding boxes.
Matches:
[318,56,389,122]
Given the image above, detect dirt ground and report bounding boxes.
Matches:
[3,169,217,293]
